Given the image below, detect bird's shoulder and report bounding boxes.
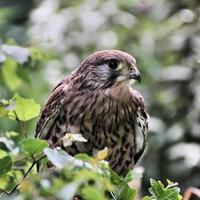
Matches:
[129,88,149,127]
[129,88,149,160]
[129,88,145,108]
[35,76,72,138]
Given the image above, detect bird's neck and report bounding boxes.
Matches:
[104,83,132,102]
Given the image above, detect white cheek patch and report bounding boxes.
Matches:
[129,79,136,85]
[116,76,126,82]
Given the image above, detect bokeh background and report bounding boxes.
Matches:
[0,0,200,196]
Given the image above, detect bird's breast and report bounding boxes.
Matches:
[56,92,145,175]
[63,92,137,148]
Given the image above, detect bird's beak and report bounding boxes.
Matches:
[129,70,141,82]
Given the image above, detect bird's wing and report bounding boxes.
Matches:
[35,79,69,139]
[131,89,149,162]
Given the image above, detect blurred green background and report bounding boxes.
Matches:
[0,0,200,196]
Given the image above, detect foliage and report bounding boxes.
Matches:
[1,0,200,199]
[0,44,183,199]
[0,125,183,200]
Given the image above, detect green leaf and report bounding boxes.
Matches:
[0,150,8,159]
[124,170,142,183]
[95,147,108,161]
[2,59,22,91]
[74,169,100,182]
[75,153,94,162]
[5,131,19,138]
[82,186,105,200]
[18,65,31,84]
[0,106,8,117]
[0,99,16,119]
[110,169,137,200]
[9,94,41,121]
[149,179,181,200]
[21,138,48,156]
[30,47,44,61]
[43,148,82,169]
[110,169,123,185]
[142,196,152,200]
[0,156,12,174]
[115,183,137,200]
[0,137,15,151]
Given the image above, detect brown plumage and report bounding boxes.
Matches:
[35,50,149,176]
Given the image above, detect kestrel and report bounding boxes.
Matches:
[35,50,149,176]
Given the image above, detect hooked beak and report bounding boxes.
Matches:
[129,71,141,82]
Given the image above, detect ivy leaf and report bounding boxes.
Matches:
[43,148,82,169]
[21,138,48,156]
[0,99,15,118]
[0,156,12,174]
[0,150,8,158]
[149,179,182,200]
[110,169,123,185]
[5,131,19,138]
[0,137,16,152]
[75,153,94,162]
[124,170,142,183]
[9,94,40,121]
[95,147,108,161]
[2,59,22,91]
[142,196,152,200]
[1,44,30,64]
[30,47,45,61]
[18,65,31,84]
[0,105,8,117]
[115,183,137,200]
[110,169,137,200]
[82,186,105,200]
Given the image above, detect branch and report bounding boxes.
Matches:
[9,155,46,195]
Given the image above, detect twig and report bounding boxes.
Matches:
[0,189,10,198]
[110,191,118,200]
[9,155,46,194]
[13,111,28,138]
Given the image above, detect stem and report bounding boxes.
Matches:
[0,189,10,199]
[13,111,27,137]
[9,155,46,194]
[110,191,118,200]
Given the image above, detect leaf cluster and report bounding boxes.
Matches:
[0,99,182,199]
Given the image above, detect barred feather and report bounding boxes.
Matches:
[35,50,149,176]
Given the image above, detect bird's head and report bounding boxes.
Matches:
[75,50,141,92]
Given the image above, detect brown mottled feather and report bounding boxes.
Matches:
[35,50,148,176]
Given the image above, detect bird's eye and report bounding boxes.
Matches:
[107,59,119,69]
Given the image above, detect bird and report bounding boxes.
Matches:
[35,50,149,176]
